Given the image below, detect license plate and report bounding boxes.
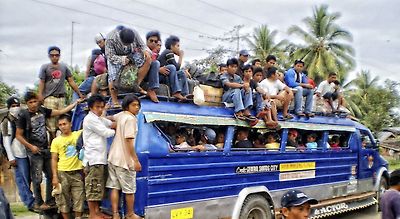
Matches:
[170,207,194,219]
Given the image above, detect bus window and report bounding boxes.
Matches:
[233,127,282,151]
[360,132,374,149]
[327,131,351,151]
[154,121,226,152]
[286,130,324,151]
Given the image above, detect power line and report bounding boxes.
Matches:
[196,0,262,25]
[83,0,219,39]
[131,0,230,31]
[28,0,212,46]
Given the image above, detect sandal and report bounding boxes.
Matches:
[305,113,315,117]
[234,113,246,121]
[295,112,305,117]
[112,211,121,219]
[244,114,257,122]
[249,118,259,127]
[283,114,294,120]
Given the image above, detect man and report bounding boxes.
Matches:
[220,58,255,122]
[1,97,35,210]
[260,67,294,120]
[380,169,400,219]
[284,60,314,117]
[144,30,163,103]
[218,64,228,75]
[158,35,190,101]
[237,49,250,78]
[83,94,116,219]
[15,91,80,211]
[251,58,262,68]
[38,46,84,140]
[280,190,318,219]
[106,26,151,107]
[50,115,84,219]
[316,72,345,112]
[263,55,277,78]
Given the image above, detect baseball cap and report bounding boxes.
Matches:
[239,49,249,56]
[94,33,105,43]
[281,190,318,207]
[6,97,20,109]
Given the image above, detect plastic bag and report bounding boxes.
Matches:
[193,85,205,105]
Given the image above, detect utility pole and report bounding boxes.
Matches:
[70,21,76,67]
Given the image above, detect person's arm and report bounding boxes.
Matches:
[50,100,79,117]
[126,138,141,171]
[177,50,184,70]
[37,79,45,102]
[87,117,115,138]
[15,128,40,154]
[1,127,15,163]
[67,76,84,99]
[165,50,181,70]
[51,152,59,188]
[284,69,299,88]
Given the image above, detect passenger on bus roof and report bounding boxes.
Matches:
[220,58,256,122]
[234,128,253,148]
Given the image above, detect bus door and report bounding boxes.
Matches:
[357,130,377,180]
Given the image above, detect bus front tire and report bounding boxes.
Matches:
[239,194,273,219]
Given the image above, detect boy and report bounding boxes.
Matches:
[15,91,79,211]
[83,94,116,219]
[1,97,35,210]
[234,128,253,148]
[380,169,400,219]
[284,60,314,117]
[106,94,142,219]
[306,133,318,150]
[280,190,318,219]
[260,67,294,120]
[251,67,279,128]
[220,58,256,122]
[50,115,84,219]
[316,72,345,112]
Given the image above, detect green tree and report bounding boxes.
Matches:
[344,70,400,132]
[245,25,289,69]
[288,4,355,83]
[0,80,17,107]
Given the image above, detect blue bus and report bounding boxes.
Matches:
[72,98,389,219]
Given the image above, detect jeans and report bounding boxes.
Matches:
[253,92,265,114]
[15,158,35,208]
[145,61,160,90]
[29,152,54,205]
[160,64,189,96]
[294,86,314,114]
[73,76,95,101]
[222,88,253,113]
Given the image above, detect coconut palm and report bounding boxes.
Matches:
[245,25,289,68]
[288,5,355,83]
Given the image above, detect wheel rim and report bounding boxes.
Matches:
[246,206,267,219]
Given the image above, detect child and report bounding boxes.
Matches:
[306,133,318,150]
[220,58,256,122]
[215,132,225,149]
[265,133,280,150]
[329,135,341,151]
[106,94,142,219]
[50,115,84,219]
[82,94,116,219]
[234,128,253,148]
[174,128,191,149]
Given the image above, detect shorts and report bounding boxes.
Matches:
[55,170,84,213]
[106,163,136,194]
[85,165,107,201]
[43,96,65,133]
[323,92,339,100]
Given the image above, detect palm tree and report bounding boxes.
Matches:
[245,25,289,68]
[288,5,355,83]
[343,70,379,118]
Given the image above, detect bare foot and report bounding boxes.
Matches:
[173,93,186,101]
[147,89,159,103]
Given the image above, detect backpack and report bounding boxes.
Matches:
[93,54,106,75]
[114,64,138,92]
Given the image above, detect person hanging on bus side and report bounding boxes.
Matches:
[82,94,116,219]
[220,58,256,122]
[246,66,279,128]
[306,133,318,150]
[280,190,318,219]
[284,60,314,117]
[106,94,142,219]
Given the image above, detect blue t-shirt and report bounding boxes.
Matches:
[380,189,400,219]
[306,142,318,150]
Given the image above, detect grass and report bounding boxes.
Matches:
[10,203,35,217]
[386,156,400,171]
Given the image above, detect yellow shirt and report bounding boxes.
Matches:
[265,142,280,150]
[50,130,83,171]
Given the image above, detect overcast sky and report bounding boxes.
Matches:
[1,0,399,92]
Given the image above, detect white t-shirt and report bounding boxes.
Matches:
[317,80,335,96]
[259,79,287,96]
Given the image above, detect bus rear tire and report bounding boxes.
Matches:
[239,194,273,219]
